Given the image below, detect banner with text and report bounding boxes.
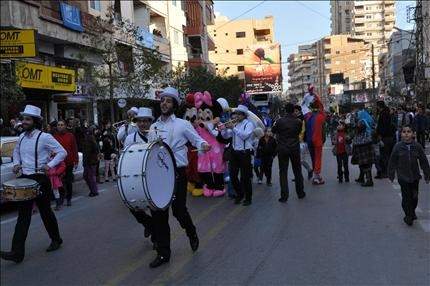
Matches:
[0,29,36,58]
[16,62,76,92]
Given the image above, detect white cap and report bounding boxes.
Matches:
[233,104,249,116]
[160,87,180,104]
[217,98,230,111]
[21,105,42,119]
[128,107,139,115]
[135,107,154,120]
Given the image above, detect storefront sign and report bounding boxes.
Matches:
[60,2,84,32]
[16,62,76,92]
[0,29,36,58]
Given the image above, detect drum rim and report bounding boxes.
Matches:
[143,140,176,211]
[3,178,39,188]
[117,142,142,210]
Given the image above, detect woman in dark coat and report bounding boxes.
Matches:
[82,128,100,196]
[352,120,375,187]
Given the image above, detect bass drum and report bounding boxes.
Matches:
[117,141,176,211]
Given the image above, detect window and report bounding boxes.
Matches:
[90,0,101,11]
[335,51,340,54]
[172,0,177,6]
[366,15,372,19]
[238,66,245,72]
[236,31,246,38]
[215,51,218,54]
[226,50,229,53]
[214,34,217,37]
[174,30,179,44]
[237,49,243,55]
[225,33,228,36]
[366,32,372,36]
[352,50,356,53]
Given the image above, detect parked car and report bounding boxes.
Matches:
[0,136,84,203]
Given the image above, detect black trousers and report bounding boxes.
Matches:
[260,156,274,183]
[230,150,253,201]
[150,167,196,258]
[12,174,62,256]
[336,153,349,180]
[399,180,419,218]
[417,132,426,149]
[380,137,395,176]
[130,209,154,242]
[278,150,304,199]
[61,165,74,201]
[200,172,224,190]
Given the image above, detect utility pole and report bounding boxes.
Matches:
[371,43,376,101]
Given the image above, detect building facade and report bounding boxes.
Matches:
[208,15,275,79]
[330,0,354,35]
[184,0,215,72]
[1,0,191,123]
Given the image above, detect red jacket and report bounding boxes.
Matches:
[54,132,79,167]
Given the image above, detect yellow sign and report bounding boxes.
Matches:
[16,62,76,92]
[0,29,37,58]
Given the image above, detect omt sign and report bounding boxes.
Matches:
[16,62,76,92]
[0,29,36,58]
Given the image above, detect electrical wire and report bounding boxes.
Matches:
[214,0,268,30]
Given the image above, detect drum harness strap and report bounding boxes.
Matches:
[18,131,43,172]
[134,132,148,143]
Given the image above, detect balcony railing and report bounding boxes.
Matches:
[153,35,170,61]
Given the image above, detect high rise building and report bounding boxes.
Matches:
[330,0,354,35]
[330,0,396,89]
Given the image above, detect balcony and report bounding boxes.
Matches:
[153,35,171,62]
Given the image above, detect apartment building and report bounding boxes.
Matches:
[208,15,275,79]
[331,0,395,88]
[424,0,430,68]
[0,0,190,123]
[184,0,215,72]
[330,0,354,35]
[287,44,316,103]
[315,35,370,105]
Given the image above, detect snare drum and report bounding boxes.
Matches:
[2,178,40,201]
[117,141,176,211]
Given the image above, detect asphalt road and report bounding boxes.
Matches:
[1,148,430,286]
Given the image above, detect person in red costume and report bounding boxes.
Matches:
[303,86,326,185]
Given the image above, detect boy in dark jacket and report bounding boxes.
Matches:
[388,125,430,226]
[256,128,277,186]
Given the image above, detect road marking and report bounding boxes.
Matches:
[150,204,247,285]
[0,189,107,225]
[105,198,227,286]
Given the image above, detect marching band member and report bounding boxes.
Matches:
[123,107,155,240]
[1,105,66,263]
[223,105,255,206]
[117,107,139,145]
[147,87,211,268]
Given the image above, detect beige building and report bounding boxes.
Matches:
[208,15,275,80]
[315,35,370,105]
[287,44,316,102]
[330,0,354,35]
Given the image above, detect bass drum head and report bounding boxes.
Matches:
[144,142,176,210]
[3,178,38,188]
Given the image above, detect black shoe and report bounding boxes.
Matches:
[298,192,306,199]
[242,200,252,206]
[149,255,170,268]
[66,200,72,207]
[403,216,413,226]
[189,234,199,252]
[234,197,243,205]
[0,251,24,263]
[89,192,99,197]
[338,179,343,183]
[345,178,350,183]
[267,182,272,187]
[46,239,63,252]
[278,197,288,203]
[374,174,383,179]
[412,213,418,220]
[355,178,364,183]
[308,170,313,180]
[144,228,152,238]
[361,181,374,187]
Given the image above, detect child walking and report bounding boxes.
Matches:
[47,153,66,211]
[331,121,351,183]
[388,125,430,226]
